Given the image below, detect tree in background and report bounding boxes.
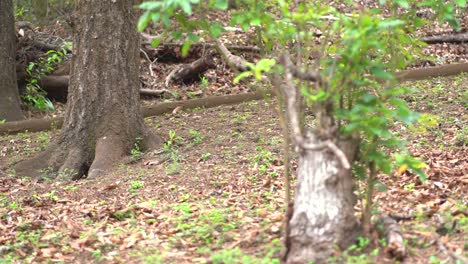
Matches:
[14,0,160,179]
[0,0,24,122]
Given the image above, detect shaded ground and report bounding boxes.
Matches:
[1,73,467,263]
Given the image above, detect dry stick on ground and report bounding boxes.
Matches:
[214,39,250,72]
[2,63,468,134]
[376,214,406,260]
[420,32,468,44]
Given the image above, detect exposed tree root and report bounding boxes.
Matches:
[376,214,406,261]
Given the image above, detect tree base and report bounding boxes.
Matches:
[13,129,161,180]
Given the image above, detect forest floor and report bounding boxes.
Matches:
[2,1,468,263]
[0,73,467,263]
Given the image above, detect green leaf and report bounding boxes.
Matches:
[151,38,162,47]
[455,0,466,7]
[179,0,192,15]
[137,11,152,32]
[214,0,228,10]
[138,2,162,10]
[395,0,409,9]
[379,19,405,28]
[209,22,225,38]
[233,71,253,84]
[181,41,192,57]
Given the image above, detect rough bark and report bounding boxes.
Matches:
[0,0,24,122]
[286,137,360,264]
[14,0,160,180]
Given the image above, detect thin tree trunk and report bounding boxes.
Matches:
[14,0,159,179]
[0,0,24,122]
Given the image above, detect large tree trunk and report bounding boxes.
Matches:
[0,0,24,122]
[14,0,159,179]
[285,137,359,264]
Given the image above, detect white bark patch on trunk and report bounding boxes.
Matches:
[287,140,358,264]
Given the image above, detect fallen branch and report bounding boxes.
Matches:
[165,56,216,87]
[215,39,250,72]
[0,92,268,134]
[139,88,175,97]
[420,32,468,44]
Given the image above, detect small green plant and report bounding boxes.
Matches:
[211,247,281,264]
[64,185,78,191]
[403,183,416,192]
[200,76,209,89]
[189,129,203,144]
[142,252,164,264]
[23,49,67,111]
[163,130,183,175]
[112,210,134,221]
[44,190,59,201]
[130,181,144,191]
[0,119,5,124]
[92,249,104,262]
[232,114,248,125]
[201,152,212,161]
[7,200,20,210]
[130,137,144,162]
[328,237,377,264]
[57,168,79,180]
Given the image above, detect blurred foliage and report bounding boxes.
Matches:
[14,0,74,24]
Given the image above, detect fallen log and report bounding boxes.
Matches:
[0,91,268,134]
[2,63,467,134]
[395,63,468,81]
[18,75,177,102]
[420,32,468,44]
